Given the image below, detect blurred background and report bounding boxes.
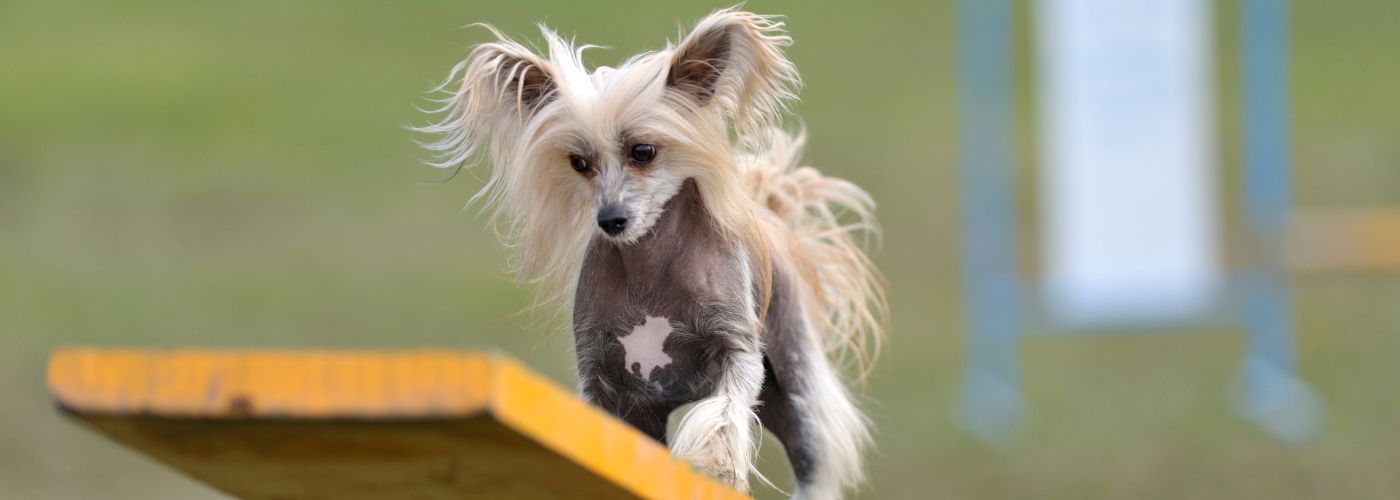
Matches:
[2,0,1398,498]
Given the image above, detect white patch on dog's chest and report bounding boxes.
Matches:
[618,315,674,381]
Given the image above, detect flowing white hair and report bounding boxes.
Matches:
[415,23,598,324]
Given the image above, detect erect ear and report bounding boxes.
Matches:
[462,37,556,120]
[419,30,555,169]
[667,9,801,131]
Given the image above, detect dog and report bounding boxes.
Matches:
[418,8,886,499]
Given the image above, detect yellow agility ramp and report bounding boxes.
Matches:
[47,348,746,500]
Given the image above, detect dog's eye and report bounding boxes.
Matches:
[568,154,590,173]
[630,144,656,164]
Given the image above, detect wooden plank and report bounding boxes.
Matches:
[48,349,746,500]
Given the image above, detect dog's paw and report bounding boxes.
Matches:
[674,446,749,492]
[670,394,760,492]
[671,411,752,491]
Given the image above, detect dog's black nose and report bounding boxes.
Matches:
[597,206,628,236]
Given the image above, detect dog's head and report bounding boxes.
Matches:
[420,9,799,245]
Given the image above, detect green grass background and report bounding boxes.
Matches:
[2,1,1398,498]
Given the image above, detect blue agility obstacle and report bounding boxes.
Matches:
[1235,0,1323,443]
[955,0,1022,443]
[955,0,1322,444]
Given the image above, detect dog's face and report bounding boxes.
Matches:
[421,10,799,245]
[564,131,689,243]
[509,20,774,245]
[544,68,703,244]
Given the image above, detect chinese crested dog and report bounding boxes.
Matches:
[418,8,886,499]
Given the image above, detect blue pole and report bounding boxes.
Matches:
[1239,0,1321,443]
[956,0,1021,442]
[1242,0,1293,370]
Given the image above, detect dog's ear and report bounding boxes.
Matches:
[461,36,556,121]
[420,30,555,169]
[668,9,800,132]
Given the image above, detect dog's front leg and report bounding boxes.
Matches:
[670,329,765,492]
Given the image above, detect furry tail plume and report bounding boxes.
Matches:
[741,128,888,382]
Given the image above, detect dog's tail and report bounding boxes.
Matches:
[740,128,884,497]
[741,128,888,382]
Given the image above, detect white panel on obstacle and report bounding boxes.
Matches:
[1036,0,1221,326]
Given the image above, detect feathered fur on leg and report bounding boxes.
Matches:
[670,345,765,491]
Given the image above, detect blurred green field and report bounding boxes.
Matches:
[2,1,1399,498]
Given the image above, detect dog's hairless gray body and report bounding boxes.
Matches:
[573,179,818,481]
